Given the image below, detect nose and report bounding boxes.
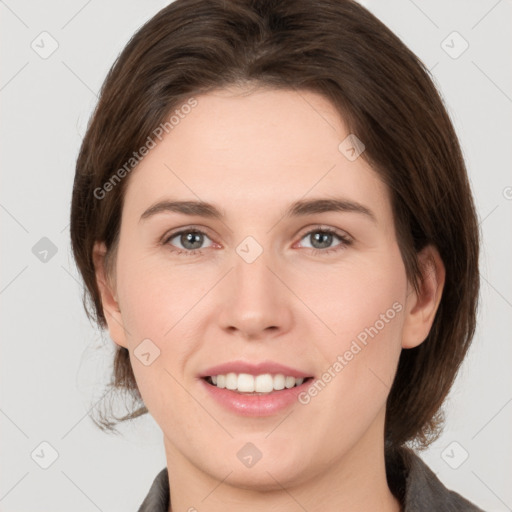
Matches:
[217,246,294,340]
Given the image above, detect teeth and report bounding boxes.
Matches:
[207,373,306,393]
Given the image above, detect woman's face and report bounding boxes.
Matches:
[97,87,429,489]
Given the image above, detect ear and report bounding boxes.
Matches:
[401,245,445,349]
[92,241,128,349]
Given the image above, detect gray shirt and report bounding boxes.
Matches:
[137,446,485,511]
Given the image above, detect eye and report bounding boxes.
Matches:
[297,227,352,255]
[162,226,352,257]
[163,228,214,255]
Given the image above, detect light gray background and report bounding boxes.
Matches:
[1,0,511,510]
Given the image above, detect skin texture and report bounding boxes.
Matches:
[93,87,445,512]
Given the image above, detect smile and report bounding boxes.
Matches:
[204,373,312,394]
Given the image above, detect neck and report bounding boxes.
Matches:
[163,409,401,512]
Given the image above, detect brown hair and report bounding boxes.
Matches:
[70,0,479,449]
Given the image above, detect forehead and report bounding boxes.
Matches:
[123,87,391,224]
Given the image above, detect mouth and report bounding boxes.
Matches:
[198,364,316,416]
[202,374,315,395]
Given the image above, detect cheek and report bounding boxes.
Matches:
[297,270,405,443]
[304,249,406,346]
[308,248,407,390]
[114,253,210,411]
[330,276,405,353]
[116,249,199,336]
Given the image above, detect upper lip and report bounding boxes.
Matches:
[199,360,313,379]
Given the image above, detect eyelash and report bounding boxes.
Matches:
[162,226,352,257]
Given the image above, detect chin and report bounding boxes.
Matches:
[219,463,308,493]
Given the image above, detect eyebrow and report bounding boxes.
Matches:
[139,197,377,224]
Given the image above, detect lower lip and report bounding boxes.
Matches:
[199,377,314,417]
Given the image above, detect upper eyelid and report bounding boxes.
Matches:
[298,225,351,239]
[163,225,215,243]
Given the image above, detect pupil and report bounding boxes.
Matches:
[312,232,332,249]
[182,232,203,250]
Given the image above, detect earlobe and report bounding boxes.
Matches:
[401,245,446,349]
[92,241,128,349]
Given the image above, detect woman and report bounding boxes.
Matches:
[69,0,483,510]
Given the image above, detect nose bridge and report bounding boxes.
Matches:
[233,244,274,300]
[218,236,292,336]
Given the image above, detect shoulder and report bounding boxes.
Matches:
[388,445,486,511]
[137,467,169,512]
